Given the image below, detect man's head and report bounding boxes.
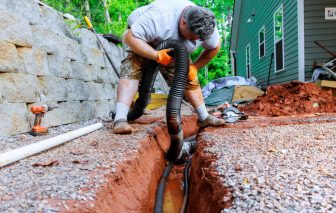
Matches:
[180,6,216,41]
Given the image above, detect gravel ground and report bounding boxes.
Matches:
[0,105,193,212]
[199,120,336,212]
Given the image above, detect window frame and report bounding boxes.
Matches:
[259,26,266,59]
[245,44,251,78]
[273,4,285,72]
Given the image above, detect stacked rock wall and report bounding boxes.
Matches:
[0,0,123,136]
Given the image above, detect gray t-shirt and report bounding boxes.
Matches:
[127,0,220,54]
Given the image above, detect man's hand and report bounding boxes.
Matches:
[188,64,198,81]
[156,49,173,65]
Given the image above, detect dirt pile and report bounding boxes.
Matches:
[240,81,336,116]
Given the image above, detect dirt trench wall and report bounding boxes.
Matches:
[0,0,124,136]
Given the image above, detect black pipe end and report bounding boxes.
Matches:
[165,131,184,162]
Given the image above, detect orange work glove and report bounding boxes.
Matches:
[188,64,198,81]
[156,49,173,66]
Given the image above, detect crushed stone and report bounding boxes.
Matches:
[0,105,193,212]
[199,120,336,212]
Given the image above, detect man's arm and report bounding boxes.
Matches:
[193,41,221,70]
[124,29,159,61]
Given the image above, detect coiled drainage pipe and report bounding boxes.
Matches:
[127,40,189,162]
[127,62,160,121]
[154,161,174,213]
[154,135,196,213]
[180,157,192,213]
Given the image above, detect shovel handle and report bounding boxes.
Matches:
[84,16,93,29]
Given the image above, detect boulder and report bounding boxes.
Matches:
[84,64,98,82]
[78,101,97,121]
[38,4,66,36]
[101,83,114,100]
[0,103,30,136]
[66,79,90,101]
[69,60,87,81]
[80,44,105,67]
[0,10,32,47]
[0,73,38,103]
[0,0,41,25]
[0,41,25,73]
[38,76,67,101]
[96,99,115,118]
[31,25,81,61]
[47,54,72,78]
[86,82,102,101]
[76,28,99,49]
[33,47,50,76]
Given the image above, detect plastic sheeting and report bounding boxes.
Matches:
[204,86,235,106]
[202,76,257,99]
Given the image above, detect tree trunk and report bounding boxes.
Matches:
[103,0,111,23]
[227,6,232,29]
[222,13,227,47]
[65,0,70,7]
[84,0,91,20]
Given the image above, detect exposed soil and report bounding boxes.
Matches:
[48,116,198,213]
[240,81,336,116]
[188,138,234,213]
[163,165,185,212]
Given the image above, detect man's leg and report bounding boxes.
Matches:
[113,79,139,134]
[113,51,145,134]
[185,83,225,128]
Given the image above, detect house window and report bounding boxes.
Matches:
[246,44,251,78]
[259,27,265,58]
[274,5,284,72]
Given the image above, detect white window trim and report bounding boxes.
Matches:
[259,26,266,59]
[246,44,251,78]
[298,0,305,81]
[273,4,285,73]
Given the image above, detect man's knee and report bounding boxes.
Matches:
[185,79,201,90]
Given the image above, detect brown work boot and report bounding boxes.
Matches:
[113,119,132,134]
[197,114,226,128]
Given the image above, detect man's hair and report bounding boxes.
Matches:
[183,6,216,40]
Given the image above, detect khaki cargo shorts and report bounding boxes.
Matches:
[119,51,200,90]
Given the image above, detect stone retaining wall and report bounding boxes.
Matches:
[0,0,123,136]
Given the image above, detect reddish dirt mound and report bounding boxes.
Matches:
[240,81,336,116]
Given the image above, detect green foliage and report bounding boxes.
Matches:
[41,0,234,87]
[42,0,152,36]
[191,0,234,87]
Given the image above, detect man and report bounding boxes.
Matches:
[113,0,226,134]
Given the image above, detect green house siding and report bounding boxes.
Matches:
[304,0,336,81]
[235,0,299,86]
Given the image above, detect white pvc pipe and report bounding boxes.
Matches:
[0,123,103,168]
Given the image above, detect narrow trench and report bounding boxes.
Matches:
[65,116,222,212]
[162,165,185,212]
[70,115,336,213]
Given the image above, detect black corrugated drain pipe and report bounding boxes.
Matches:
[127,40,189,162]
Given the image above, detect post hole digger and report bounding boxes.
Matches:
[84,16,120,79]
